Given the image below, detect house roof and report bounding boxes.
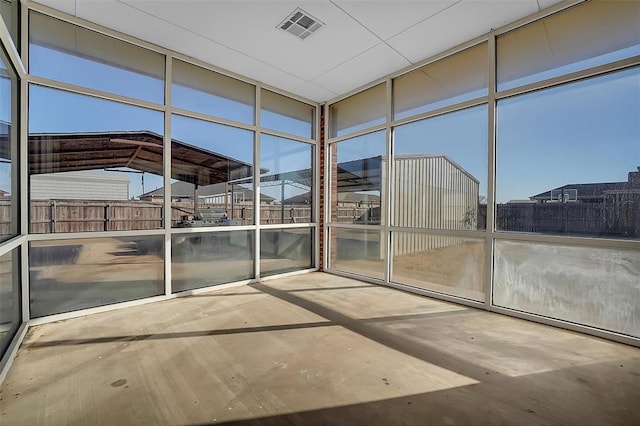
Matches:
[530,182,628,201]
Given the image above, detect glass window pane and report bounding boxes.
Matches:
[0,47,18,241]
[394,43,488,120]
[29,236,164,318]
[0,0,18,45]
[331,131,386,225]
[260,135,313,225]
[496,68,640,239]
[494,240,640,339]
[29,12,165,104]
[260,228,312,276]
[0,248,20,355]
[329,227,384,280]
[172,59,255,124]
[393,105,487,230]
[28,85,165,234]
[497,0,640,91]
[172,230,254,292]
[261,89,314,138]
[171,114,254,228]
[330,83,386,137]
[391,232,485,302]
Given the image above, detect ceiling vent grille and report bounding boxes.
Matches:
[278,8,324,40]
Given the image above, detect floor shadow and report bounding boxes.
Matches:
[252,282,490,380]
[185,357,640,426]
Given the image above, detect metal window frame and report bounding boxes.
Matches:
[0,8,27,384]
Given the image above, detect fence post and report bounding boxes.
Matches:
[50,200,57,233]
[105,203,111,231]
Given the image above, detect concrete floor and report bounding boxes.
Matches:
[1,272,639,425]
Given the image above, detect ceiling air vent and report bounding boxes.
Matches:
[278,8,324,40]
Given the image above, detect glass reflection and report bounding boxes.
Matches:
[494,240,640,338]
[172,230,254,292]
[260,228,312,277]
[261,89,314,139]
[29,236,164,318]
[394,43,488,120]
[496,68,640,239]
[260,135,313,224]
[0,0,18,46]
[391,232,485,301]
[29,12,165,104]
[497,0,640,91]
[393,105,487,230]
[170,115,254,227]
[172,59,254,124]
[331,131,386,225]
[28,85,165,233]
[330,227,384,279]
[0,248,20,355]
[330,83,386,137]
[0,47,17,241]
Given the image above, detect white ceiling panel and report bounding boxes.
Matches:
[74,0,308,92]
[117,0,380,82]
[333,0,458,41]
[313,43,411,95]
[388,0,540,63]
[536,0,568,12]
[290,81,338,103]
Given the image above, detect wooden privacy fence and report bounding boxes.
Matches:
[26,200,314,233]
[30,200,164,233]
[496,200,639,238]
[0,199,12,235]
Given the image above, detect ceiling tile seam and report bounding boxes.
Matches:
[114,0,309,85]
[306,41,404,85]
[384,0,463,42]
[291,82,339,98]
[328,0,413,64]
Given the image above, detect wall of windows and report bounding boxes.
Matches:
[2,2,320,370]
[2,0,639,377]
[326,0,640,343]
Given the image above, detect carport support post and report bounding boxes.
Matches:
[281,180,285,224]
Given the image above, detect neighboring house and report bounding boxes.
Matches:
[530,167,640,204]
[140,181,276,204]
[30,171,130,201]
[499,167,640,237]
[282,191,380,207]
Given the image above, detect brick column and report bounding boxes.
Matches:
[318,107,326,270]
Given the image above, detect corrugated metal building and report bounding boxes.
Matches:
[30,171,130,201]
[392,155,479,256]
